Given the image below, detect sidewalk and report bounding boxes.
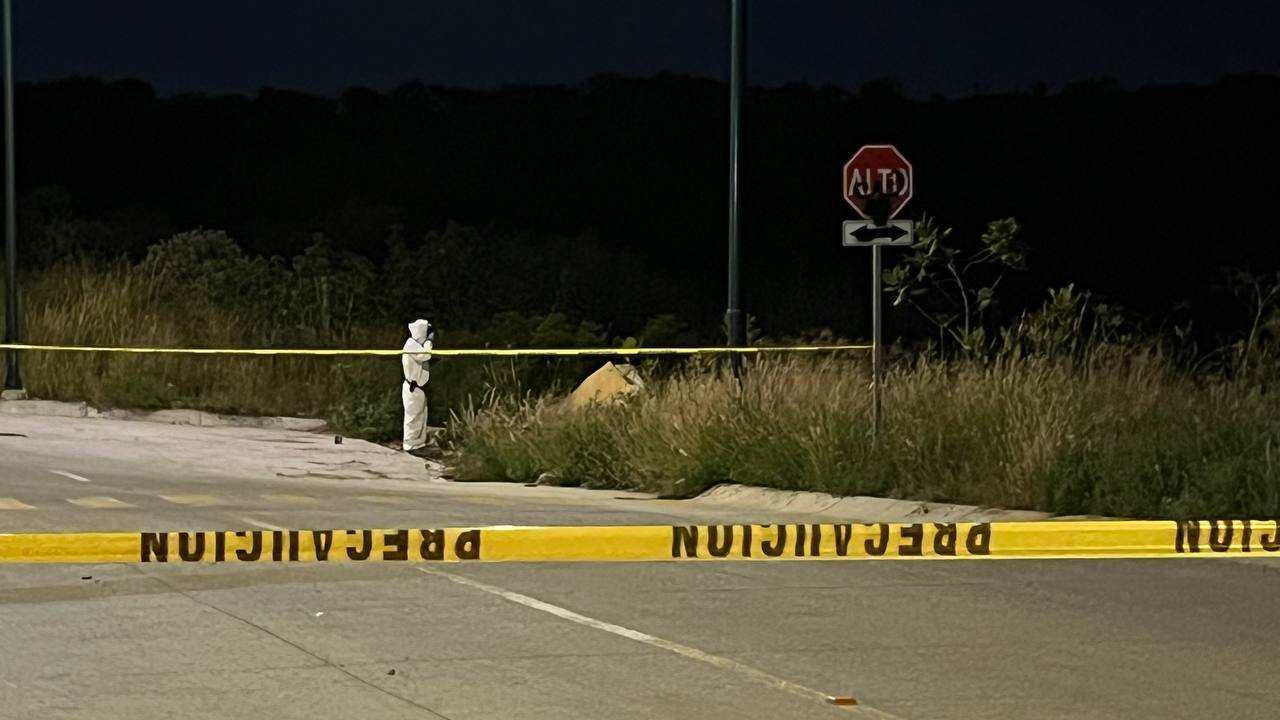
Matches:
[0,399,327,431]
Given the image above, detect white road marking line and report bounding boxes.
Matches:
[0,497,35,510]
[260,493,320,505]
[49,469,92,483]
[65,496,134,509]
[352,495,410,506]
[159,494,222,506]
[239,516,285,531]
[416,568,900,718]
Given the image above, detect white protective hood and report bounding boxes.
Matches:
[407,319,432,345]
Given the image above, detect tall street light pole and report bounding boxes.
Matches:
[725,0,745,362]
[2,0,20,393]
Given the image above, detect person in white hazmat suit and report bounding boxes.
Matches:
[401,319,434,454]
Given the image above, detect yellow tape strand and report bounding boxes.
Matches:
[0,520,1274,565]
[0,343,871,357]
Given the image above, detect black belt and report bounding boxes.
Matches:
[407,380,427,393]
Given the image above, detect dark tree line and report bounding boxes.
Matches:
[8,72,1280,342]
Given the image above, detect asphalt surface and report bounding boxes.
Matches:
[2,414,1279,719]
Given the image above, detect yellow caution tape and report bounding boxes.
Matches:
[0,520,1274,565]
[0,343,870,357]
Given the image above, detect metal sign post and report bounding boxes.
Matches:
[870,243,883,437]
[848,216,911,435]
[841,145,914,442]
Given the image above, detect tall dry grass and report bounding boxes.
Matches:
[450,353,1280,519]
[4,245,622,440]
[8,257,404,432]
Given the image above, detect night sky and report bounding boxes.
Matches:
[15,1,1280,97]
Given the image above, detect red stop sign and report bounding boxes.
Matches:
[842,145,913,220]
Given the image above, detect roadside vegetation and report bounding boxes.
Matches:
[452,218,1280,519]
[453,351,1279,519]
[5,223,1279,518]
[7,227,625,438]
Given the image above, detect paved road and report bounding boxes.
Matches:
[1,415,1278,719]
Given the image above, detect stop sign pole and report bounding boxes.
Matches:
[841,145,914,441]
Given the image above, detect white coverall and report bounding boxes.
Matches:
[401,319,434,452]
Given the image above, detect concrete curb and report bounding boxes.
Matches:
[686,483,1083,524]
[0,399,327,432]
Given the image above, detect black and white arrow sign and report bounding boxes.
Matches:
[842,219,914,247]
